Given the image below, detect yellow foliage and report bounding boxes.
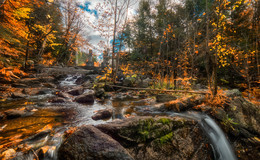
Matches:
[14,7,32,19]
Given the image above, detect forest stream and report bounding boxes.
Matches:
[0,69,259,160]
[1,0,259,159]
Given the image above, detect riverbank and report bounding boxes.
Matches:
[0,66,259,160]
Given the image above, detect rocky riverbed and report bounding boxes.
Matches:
[0,66,259,160]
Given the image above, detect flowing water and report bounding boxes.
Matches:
[171,112,237,160]
[0,75,237,160]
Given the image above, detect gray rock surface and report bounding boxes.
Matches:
[156,94,177,103]
[92,109,112,120]
[96,117,213,160]
[74,90,95,103]
[58,125,134,160]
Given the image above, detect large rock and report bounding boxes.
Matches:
[42,83,56,88]
[143,78,152,86]
[137,78,153,88]
[156,94,177,103]
[74,90,95,104]
[49,97,67,103]
[75,76,87,85]
[1,148,16,159]
[123,79,132,87]
[0,112,5,120]
[76,75,98,84]
[67,87,84,96]
[92,109,112,120]
[39,76,55,83]
[164,95,205,112]
[4,109,33,119]
[192,83,208,90]
[11,92,27,99]
[211,96,260,160]
[36,88,53,95]
[82,81,93,89]
[130,98,155,106]
[11,83,28,88]
[113,92,138,101]
[224,89,242,97]
[56,91,72,99]
[0,86,9,91]
[95,88,105,98]
[22,88,52,95]
[22,88,40,95]
[104,85,115,92]
[58,125,134,160]
[16,78,42,87]
[97,117,213,160]
[222,96,260,135]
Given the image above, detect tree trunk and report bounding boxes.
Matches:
[112,0,118,84]
[24,40,30,71]
[205,0,212,91]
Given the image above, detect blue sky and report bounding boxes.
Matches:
[79,1,98,18]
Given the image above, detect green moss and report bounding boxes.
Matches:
[158,118,171,125]
[139,130,150,141]
[221,115,238,131]
[139,118,155,130]
[120,118,186,144]
[159,132,173,144]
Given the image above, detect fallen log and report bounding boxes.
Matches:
[108,85,209,95]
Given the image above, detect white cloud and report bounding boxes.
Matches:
[76,0,139,56]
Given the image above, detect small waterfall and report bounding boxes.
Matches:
[172,112,237,160]
[59,75,81,86]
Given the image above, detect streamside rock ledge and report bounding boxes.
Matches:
[57,125,134,160]
[58,117,214,160]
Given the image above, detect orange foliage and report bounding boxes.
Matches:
[64,127,77,138]
[94,62,100,67]
[0,67,28,81]
[205,89,228,109]
[80,63,86,66]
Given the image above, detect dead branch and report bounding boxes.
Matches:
[108,85,209,94]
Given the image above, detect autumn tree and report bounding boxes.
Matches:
[56,0,87,65]
[87,0,133,82]
[0,0,65,69]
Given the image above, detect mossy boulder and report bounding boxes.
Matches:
[213,96,260,159]
[97,116,213,160]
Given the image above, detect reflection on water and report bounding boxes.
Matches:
[0,75,168,159]
[0,96,154,159]
[0,75,163,159]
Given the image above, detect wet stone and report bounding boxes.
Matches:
[25,129,51,142]
[42,83,56,88]
[92,109,113,120]
[58,125,134,160]
[36,88,53,95]
[74,90,95,104]
[95,88,105,98]
[11,83,28,88]
[0,112,5,120]
[67,87,84,96]
[82,81,93,89]
[49,97,67,103]
[11,92,27,99]
[56,91,72,99]
[156,94,177,103]
[4,109,33,119]
[1,148,16,159]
